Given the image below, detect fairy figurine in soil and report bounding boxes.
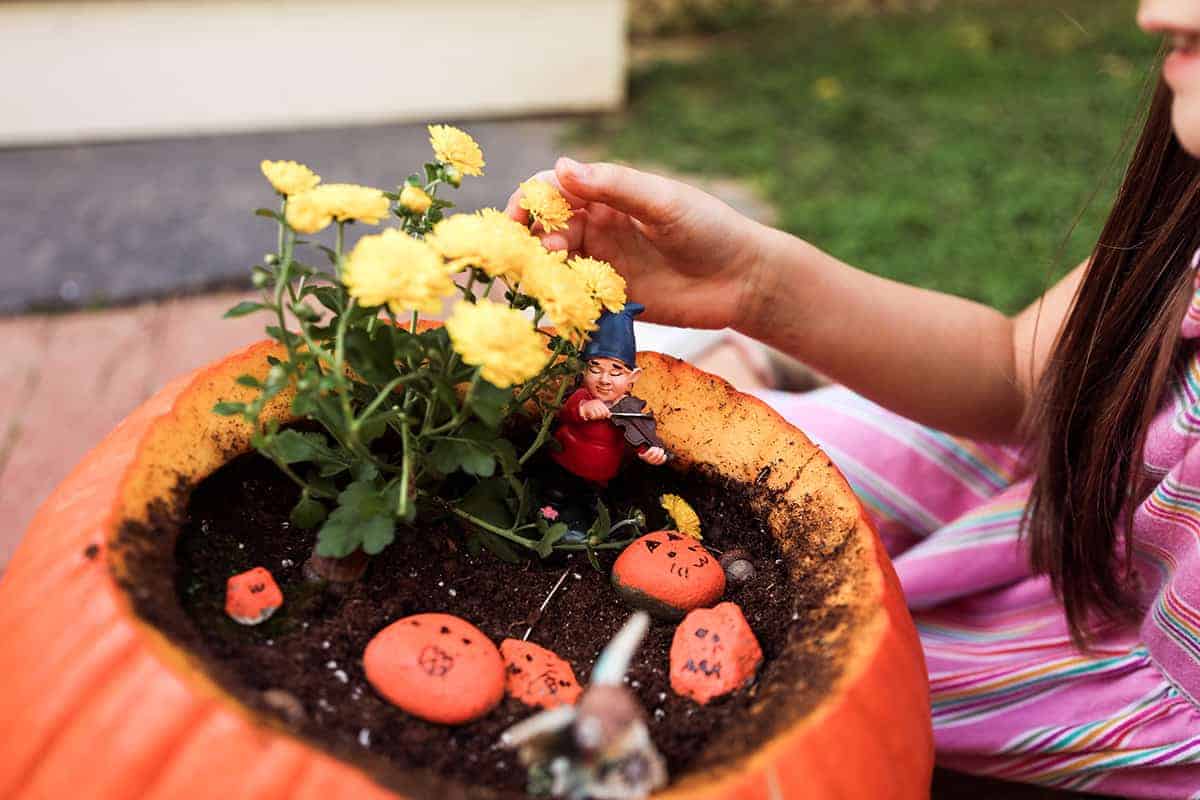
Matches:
[537,303,669,538]
[501,612,667,799]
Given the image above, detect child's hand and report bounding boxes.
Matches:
[579,398,612,421]
[504,158,773,331]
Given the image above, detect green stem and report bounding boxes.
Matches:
[518,376,570,465]
[353,375,416,430]
[335,222,346,280]
[451,508,539,551]
[423,369,481,436]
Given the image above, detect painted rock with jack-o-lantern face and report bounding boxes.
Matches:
[670,601,763,704]
[500,639,582,709]
[611,531,726,620]
[363,613,505,724]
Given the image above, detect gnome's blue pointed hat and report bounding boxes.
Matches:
[583,302,645,368]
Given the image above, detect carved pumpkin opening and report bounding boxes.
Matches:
[113,431,858,797]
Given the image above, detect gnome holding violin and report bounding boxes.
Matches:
[538,303,669,536]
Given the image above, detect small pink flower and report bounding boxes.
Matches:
[540,505,559,521]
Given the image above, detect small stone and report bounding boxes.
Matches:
[261,688,305,724]
[719,548,757,586]
[358,728,371,748]
[670,602,763,705]
[500,639,582,709]
[326,660,337,669]
[225,567,283,625]
[449,589,458,597]
[611,531,725,620]
[364,613,505,725]
[334,670,348,683]
[281,558,294,568]
[322,640,331,649]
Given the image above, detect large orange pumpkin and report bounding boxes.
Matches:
[0,341,932,799]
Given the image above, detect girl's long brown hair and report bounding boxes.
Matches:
[1025,79,1200,647]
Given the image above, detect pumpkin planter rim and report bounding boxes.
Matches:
[0,340,932,800]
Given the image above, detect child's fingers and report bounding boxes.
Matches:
[556,158,684,226]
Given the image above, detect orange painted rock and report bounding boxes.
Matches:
[670,602,763,704]
[500,639,582,709]
[225,567,283,625]
[363,613,504,725]
[611,531,725,620]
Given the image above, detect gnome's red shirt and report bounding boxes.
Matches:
[551,388,644,485]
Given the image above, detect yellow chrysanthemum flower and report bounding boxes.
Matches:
[285,190,333,234]
[445,299,550,389]
[569,256,626,313]
[342,229,455,315]
[285,183,390,233]
[519,178,573,233]
[660,494,701,540]
[427,209,543,283]
[317,183,390,225]
[399,184,433,214]
[428,124,485,178]
[522,254,601,344]
[261,159,321,196]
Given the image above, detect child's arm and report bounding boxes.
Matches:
[507,159,1082,442]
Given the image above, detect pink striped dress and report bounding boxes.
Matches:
[756,276,1200,797]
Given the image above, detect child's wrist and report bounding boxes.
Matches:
[731,223,792,341]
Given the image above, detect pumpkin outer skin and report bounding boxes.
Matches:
[0,341,931,799]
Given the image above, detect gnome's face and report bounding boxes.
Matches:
[584,357,639,405]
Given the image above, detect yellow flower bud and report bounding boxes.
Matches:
[400,184,433,214]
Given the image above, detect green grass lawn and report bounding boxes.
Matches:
[569,1,1159,314]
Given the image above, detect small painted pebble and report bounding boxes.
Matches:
[363,613,504,725]
[225,567,283,625]
[718,548,756,586]
[670,602,763,704]
[611,531,726,620]
[500,639,582,709]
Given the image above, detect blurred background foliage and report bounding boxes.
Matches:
[578,0,1158,314]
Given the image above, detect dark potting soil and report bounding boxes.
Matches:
[117,446,854,799]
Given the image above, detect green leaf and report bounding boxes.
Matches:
[344,328,399,384]
[535,522,569,558]
[361,515,396,555]
[307,286,342,314]
[270,430,350,477]
[586,547,602,572]
[315,479,391,558]
[213,401,246,416]
[476,532,521,564]
[429,438,495,478]
[224,301,267,318]
[290,493,327,530]
[470,379,511,428]
[359,415,388,446]
[588,499,612,544]
[255,208,284,222]
[316,245,340,266]
[457,478,513,531]
[234,374,262,389]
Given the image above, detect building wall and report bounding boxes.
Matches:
[0,0,626,145]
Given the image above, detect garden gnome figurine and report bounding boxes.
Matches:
[551,303,668,486]
[500,612,668,800]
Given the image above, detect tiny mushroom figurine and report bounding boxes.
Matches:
[225,566,283,625]
[501,612,668,800]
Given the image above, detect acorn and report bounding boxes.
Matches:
[718,548,756,586]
